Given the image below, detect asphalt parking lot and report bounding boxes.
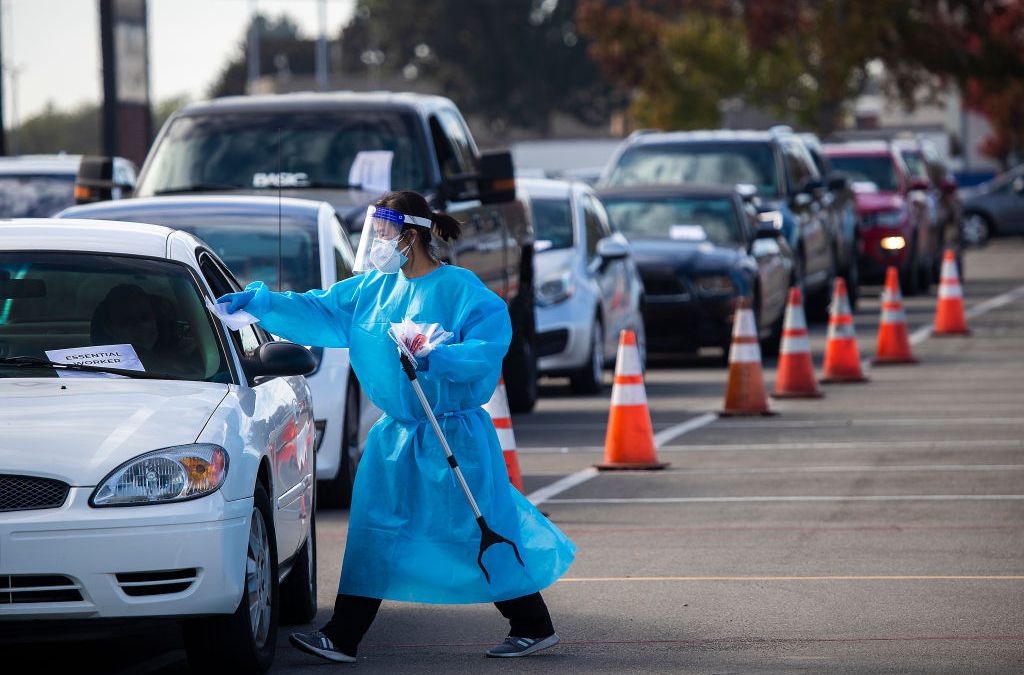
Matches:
[9,238,1024,674]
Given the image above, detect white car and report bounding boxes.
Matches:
[0,219,318,673]
[58,195,379,507]
[519,178,646,392]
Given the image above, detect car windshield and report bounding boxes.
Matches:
[137,110,430,196]
[0,174,76,217]
[607,142,780,198]
[0,253,231,382]
[530,197,574,250]
[74,210,322,292]
[828,155,900,192]
[602,195,744,247]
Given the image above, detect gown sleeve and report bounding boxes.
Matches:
[428,279,512,384]
[242,276,363,348]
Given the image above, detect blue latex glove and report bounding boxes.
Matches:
[216,289,256,314]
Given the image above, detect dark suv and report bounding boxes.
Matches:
[600,129,836,317]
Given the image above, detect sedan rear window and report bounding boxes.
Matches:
[603,196,745,247]
[607,142,779,198]
[0,253,231,382]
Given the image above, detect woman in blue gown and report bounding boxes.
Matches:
[218,191,575,662]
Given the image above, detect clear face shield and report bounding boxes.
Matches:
[352,205,433,274]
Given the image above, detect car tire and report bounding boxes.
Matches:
[570,318,604,394]
[504,329,538,413]
[318,374,359,509]
[962,212,992,247]
[759,291,783,358]
[901,239,922,296]
[183,482,278,674]
[280,505,317,625]
[843,243,860,311]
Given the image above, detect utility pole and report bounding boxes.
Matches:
[315,0,328,90]
[247,0,260,93]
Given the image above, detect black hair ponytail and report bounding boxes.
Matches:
[431,212,462,242]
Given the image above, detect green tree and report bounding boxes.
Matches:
[7,102,101,155]
[208,14,312,98]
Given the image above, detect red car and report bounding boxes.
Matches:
[823,142,940,294]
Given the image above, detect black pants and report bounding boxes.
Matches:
[321,592,555,657]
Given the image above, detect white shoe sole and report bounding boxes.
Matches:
[289,634,357,663]
[486,633,561,658]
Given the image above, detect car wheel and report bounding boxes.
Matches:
[962,212,992,247]
[759,291,783,358]
[843,244,861,311]
[280,502,317,625]
[183,482,278,674]
[504,330,538,413]
[319,375,360,509]
[570,318,604,394]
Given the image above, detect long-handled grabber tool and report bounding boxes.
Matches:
[389,328,525,583]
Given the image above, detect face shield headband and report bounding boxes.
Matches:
[353,205,434,273]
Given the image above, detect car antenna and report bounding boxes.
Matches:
[277,125,283,293]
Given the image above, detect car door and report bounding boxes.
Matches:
[783,140,831,284]
[197,251,313,559]
[582,191,628,356]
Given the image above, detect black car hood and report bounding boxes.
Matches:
[629,238,744,274]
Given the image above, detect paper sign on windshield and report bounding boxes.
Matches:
[44,344,145,379]
[348,151,393,194]
[669,224,707,241]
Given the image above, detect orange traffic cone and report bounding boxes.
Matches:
[720,298,774,416]
[933,249,971,336]
[596,329,668,470]
[483,376,524,492]
[821,277,869,383]
[772,287,823,399]
[873,266,918,364]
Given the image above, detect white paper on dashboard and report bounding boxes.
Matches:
[44,343,145,379]
[348,150,393,194]
[205,297,259,331]
[669,224,708,241]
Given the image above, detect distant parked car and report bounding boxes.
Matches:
[57,195,376,508]
[0,219,317,672]
[799,133,863,307]
[600,129,834,318]
[598,184,794,360]
[960,163,1024,245]
[519,178,645,393]
[0,154,136,218]
[823,142,939,294]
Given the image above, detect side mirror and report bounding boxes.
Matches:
[75,156,134,204]
[826,172,849,192]
[755,210,784,239]
[478,150,516,205]
[909,177,930,191]
[596,236,629,261]
[246,341,317,378]
[800,178,824,194]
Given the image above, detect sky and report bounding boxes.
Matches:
[3,0,356,124]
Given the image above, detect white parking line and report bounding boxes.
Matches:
[652,412,718,447]
[545,494,1024,505]
[620,464,1024,476]
[656,439,1024,453]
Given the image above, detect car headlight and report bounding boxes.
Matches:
[695,274,735,295]
[864,208,907,227]
[880,236,906,250]
[90,444,229,507]
[535,272,574,306]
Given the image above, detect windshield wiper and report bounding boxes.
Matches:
[153,182,239,195]
[0,356,183,380]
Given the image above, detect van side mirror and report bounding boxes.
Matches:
[596,236,629,261]
[75,156,134,204]
[826,172,849,192]
[246,341,317,379]
[478,150,516,204]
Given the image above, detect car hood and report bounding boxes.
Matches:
[854,191,905,214]
[0,379,229,485]
[534,248,576,281]
[629,238,742,273]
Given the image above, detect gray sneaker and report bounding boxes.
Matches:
[289,630,357,663]
[486,633,560,657]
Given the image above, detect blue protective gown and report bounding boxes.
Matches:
[242,264,576,603]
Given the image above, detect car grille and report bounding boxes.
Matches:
[0,474,70,512]
[640,270,689,297]
[537,329,569,357]
[115,569,199,597]
[0,575,83,604]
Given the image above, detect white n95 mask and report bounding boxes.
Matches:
[368,236,410,275]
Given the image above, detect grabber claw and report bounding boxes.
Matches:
[476,516,525,584]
